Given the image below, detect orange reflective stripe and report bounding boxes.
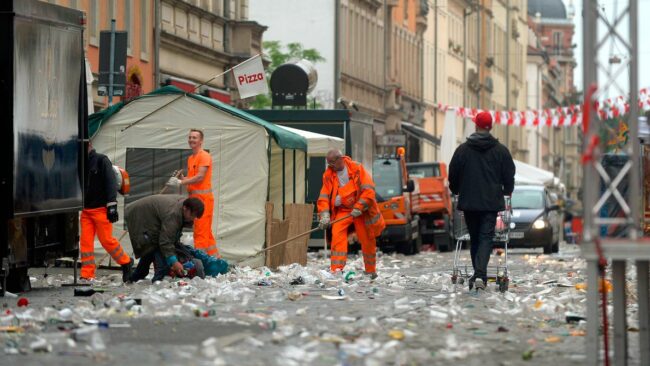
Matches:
[360,184,375,191]
[365,213,381,225]
[331,251,347,257]
[358,198,369,210]
[331,259,347,265]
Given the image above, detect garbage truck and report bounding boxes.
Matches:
[0,0,87,294]
[407,162,454,251]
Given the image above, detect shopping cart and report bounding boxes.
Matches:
[450,196,512,292]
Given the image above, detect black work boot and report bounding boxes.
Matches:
[121,258,134,283]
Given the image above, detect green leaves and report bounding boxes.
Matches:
[248,41,325,109]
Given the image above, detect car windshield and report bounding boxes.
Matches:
[511,189,545,209]
[407,164,440,178]
[373,159,402,199]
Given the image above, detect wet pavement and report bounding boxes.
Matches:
[0,243,641,365]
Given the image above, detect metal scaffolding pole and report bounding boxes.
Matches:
[581,0,648,364]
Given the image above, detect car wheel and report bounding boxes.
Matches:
[543,242,553,254]
[412,232,423,254]
[6,267,31,294]
[552,240,559,253]
[436,215,454,252]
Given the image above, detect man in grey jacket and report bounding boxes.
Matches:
[125,194,204,282]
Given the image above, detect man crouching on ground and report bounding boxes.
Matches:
[126,194,204,282]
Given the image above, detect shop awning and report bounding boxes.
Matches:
[401,122,440,145]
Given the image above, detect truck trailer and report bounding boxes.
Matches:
[0,0,86,294]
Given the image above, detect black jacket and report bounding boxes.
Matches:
[448,132,515,212]
[84,149,117,209]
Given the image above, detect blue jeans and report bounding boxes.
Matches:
[129,250,169,283]
[464,211,497,282]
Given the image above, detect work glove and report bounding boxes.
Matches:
[166,177,181,188]
[318,213,330,229]
[351,208,362,218]
[106,202,119,223]
[334,195,342,207]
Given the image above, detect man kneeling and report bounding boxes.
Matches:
[126,194,204,282]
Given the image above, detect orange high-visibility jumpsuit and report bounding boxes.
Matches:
[80,207,130,279]
[317,157,385,274]
[187,149,219,257]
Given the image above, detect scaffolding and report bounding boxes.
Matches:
[581,0,649,364]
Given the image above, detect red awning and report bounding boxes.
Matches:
[207,89,231,104]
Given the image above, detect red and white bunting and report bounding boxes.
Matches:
[438,88,650,128]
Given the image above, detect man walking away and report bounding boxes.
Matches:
[125,195,204,283]
[448,112,515,291]
[80,144,133,282]
[167,129,218,257]
[317,149,385,278]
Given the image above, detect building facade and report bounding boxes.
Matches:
[527,0,581,200]
[422,0,530,162]
[250,0,427,159]
[45,0,157,111]
[160,0,266,107]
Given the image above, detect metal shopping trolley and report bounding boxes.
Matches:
[450,196,512,292]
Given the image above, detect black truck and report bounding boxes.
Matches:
[0,0,87,294]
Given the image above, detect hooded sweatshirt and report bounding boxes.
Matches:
[448,132,516,211]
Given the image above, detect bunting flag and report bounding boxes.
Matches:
[446,88,650,128]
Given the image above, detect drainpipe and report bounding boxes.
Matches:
[463,7,468,108]
[476,1,481,108]
[154,0,161,87]
[334,0,341,105]
[433,0,438,160]
[505,0,510,147]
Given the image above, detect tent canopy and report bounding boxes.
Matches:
[89,86,307,151]
[89,86,307,265]
[514,160,555,185]
[278,125,344,156]
[401,121,441,145]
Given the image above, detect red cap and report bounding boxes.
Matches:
[473,111,493,130]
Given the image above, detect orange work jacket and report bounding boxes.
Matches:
[317,156,385,238]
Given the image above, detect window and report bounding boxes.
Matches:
[512,189,545,209]
[141,0,150,60]
[373,159,403,200]
[89,0,98,45]
[407,164,441,178]
[553,31,562,54]
[124,148,193,211]
[126,0,134,55]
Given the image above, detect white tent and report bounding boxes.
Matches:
[514,160,555,186]
[278,125,344,156]
[88,86,308,265]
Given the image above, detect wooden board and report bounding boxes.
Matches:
[265,219,289,269]
[282,203,315,266]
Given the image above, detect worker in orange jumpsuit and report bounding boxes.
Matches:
[317,149,385,277]
[80,144,133,282]
[168,129,219,257]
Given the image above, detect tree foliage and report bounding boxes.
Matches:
[249,41,325,109]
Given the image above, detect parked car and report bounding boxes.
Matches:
[508,185,561,254]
